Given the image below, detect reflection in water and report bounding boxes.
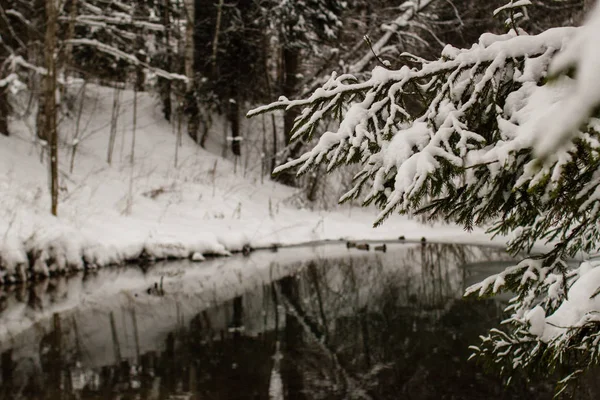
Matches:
[0,243,577,399]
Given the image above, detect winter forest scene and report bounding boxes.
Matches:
[3,0,600,398]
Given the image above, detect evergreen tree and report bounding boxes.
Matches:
[249,0,600,393]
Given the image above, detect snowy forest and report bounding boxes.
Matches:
[2,0,600,398]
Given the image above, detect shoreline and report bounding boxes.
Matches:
[0,235,512,287]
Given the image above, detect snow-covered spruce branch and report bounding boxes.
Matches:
[249,6,600,389]
[249,27,589,232]
[249,25,600,263]
[466,259,600,393]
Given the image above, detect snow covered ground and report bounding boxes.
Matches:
[0,84,504,283]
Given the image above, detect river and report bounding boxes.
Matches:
[0,242,591,399]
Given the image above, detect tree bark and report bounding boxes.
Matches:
[160,0,172,121]
[276,47,302,186]
[106,88,120,164]
[44,0,58,216]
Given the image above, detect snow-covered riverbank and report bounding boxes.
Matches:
[0,85,502,283]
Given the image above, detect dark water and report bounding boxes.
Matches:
[0,243,580,399]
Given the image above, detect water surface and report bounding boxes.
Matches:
[0,243,576,399]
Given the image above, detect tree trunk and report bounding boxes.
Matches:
[199,111,211,148]
[271,114,277,172]
[0,86,8,136]
[175,92,183,167]
[0,35,9,136]
[184,0,198,142]
[184,0,195,83]
[160,0,172,121]
[276,47,302,186]
[107,88,120,164]
[185,89,199,142]
[135,51,146,92]
[261,33,278,174]
[229,97,241,156]
[44,0,58,216]
[211,0,224,78]
[130,87,138,165]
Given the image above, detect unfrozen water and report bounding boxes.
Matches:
[0,242,595,399]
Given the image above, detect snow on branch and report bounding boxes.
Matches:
[7,55,47,76]
[531,2,600,158]
[65,39,187,82]
[249,27,580,224]
[4,9,31,27]
[0,73,19,88]
[493,0,532,17]
[69,14,165,31]
[80,0,103,15]
[110,0,134,13]
[62,16,138,41]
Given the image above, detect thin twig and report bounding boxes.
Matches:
[364,35,392,70]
